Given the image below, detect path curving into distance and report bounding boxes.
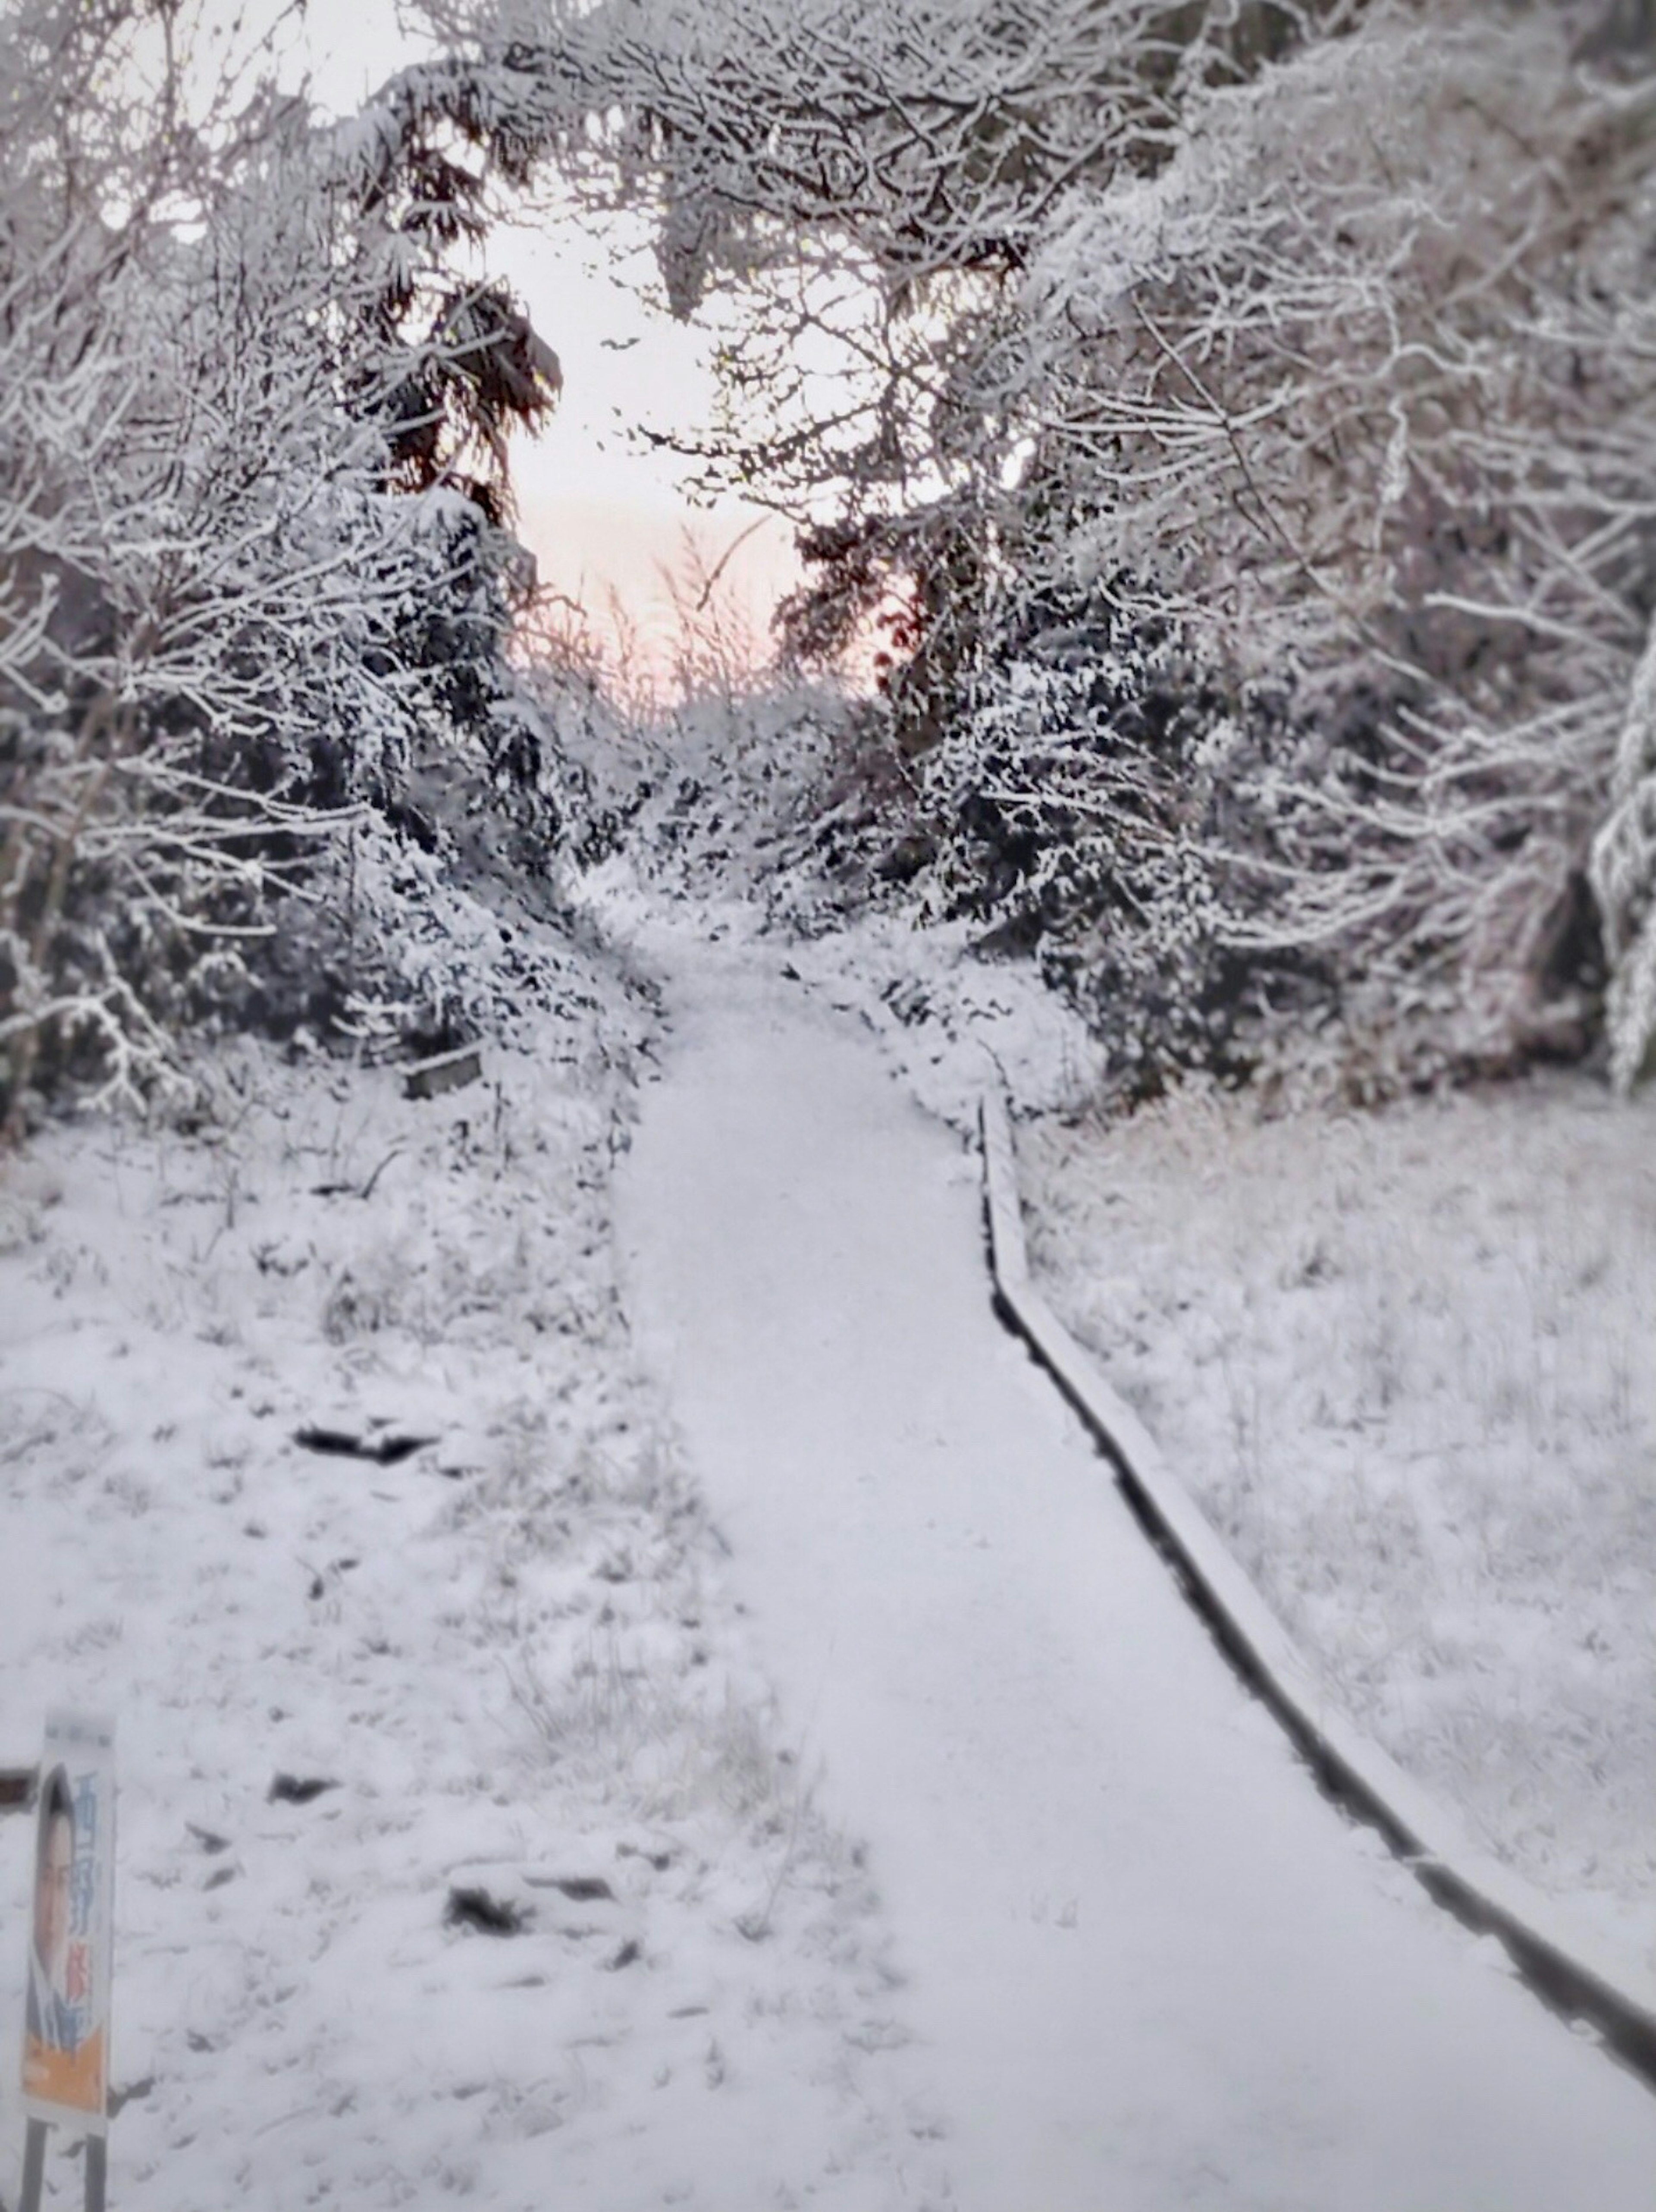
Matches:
[617,938,1656,2212]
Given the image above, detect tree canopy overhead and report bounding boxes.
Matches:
[393,0,1656,1093]
[7,0,1656,1119]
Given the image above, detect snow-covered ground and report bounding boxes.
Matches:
[617,928,1656,2209]
[640,831,1656,1972]
[1016,1072,1656,1972]
[585,843,1656,1963]
[8,859,1656,2206]
[0,921,930,2209]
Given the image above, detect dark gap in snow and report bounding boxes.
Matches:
[267,1774,339,1806]
[446,1886,532,1937]
[293,1425,437,1465]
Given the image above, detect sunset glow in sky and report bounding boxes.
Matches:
[217,1,804,693]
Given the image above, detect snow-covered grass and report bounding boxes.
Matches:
[0,922,923,2209]
[1016,1070,1656,1969]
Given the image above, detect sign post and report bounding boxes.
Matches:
[19,1712,116,2212]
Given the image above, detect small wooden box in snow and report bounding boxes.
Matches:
[404,1045,483,1101]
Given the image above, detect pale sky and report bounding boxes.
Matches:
[208,0,803,691]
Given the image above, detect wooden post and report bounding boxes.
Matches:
[85,2128,107,2212]
[16,2118,105,2212]
[19,2117,46,2212]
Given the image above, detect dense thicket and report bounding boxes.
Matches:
[10,0,1656,1116]
[0,0,560,1129]
[409,0,1656,1095]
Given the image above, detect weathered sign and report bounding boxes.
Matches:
[22,1711,116,2134]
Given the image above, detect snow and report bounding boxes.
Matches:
[578,856,1104,1132]
[0,930,928,2209]
[616,926,1656,2209]
[1017,1070,1656,1969]
[6,870,1656,2204]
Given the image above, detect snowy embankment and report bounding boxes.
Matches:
[1016,1073,1656,1974]
[0,917,925,2209]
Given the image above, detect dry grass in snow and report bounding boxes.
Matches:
[1019,1069,1656,1971]
[0,952,928,2209]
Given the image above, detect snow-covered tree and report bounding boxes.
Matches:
[0,0,562,1130]
[399,0,1656,1088]
[969,8,1656,1084]
[398,0,1656,1090]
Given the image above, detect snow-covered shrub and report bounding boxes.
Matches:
[915,571,1618,1105]
[913,582,1324,1098]
[536,649,867,921]
[0,3,561,1131]
[502,526,878,920]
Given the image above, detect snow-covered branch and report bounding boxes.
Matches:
[0,0,565,1129]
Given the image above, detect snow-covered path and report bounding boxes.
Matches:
[618,944,1656,2212]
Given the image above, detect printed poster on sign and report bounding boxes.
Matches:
[22,1712,116,2133]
